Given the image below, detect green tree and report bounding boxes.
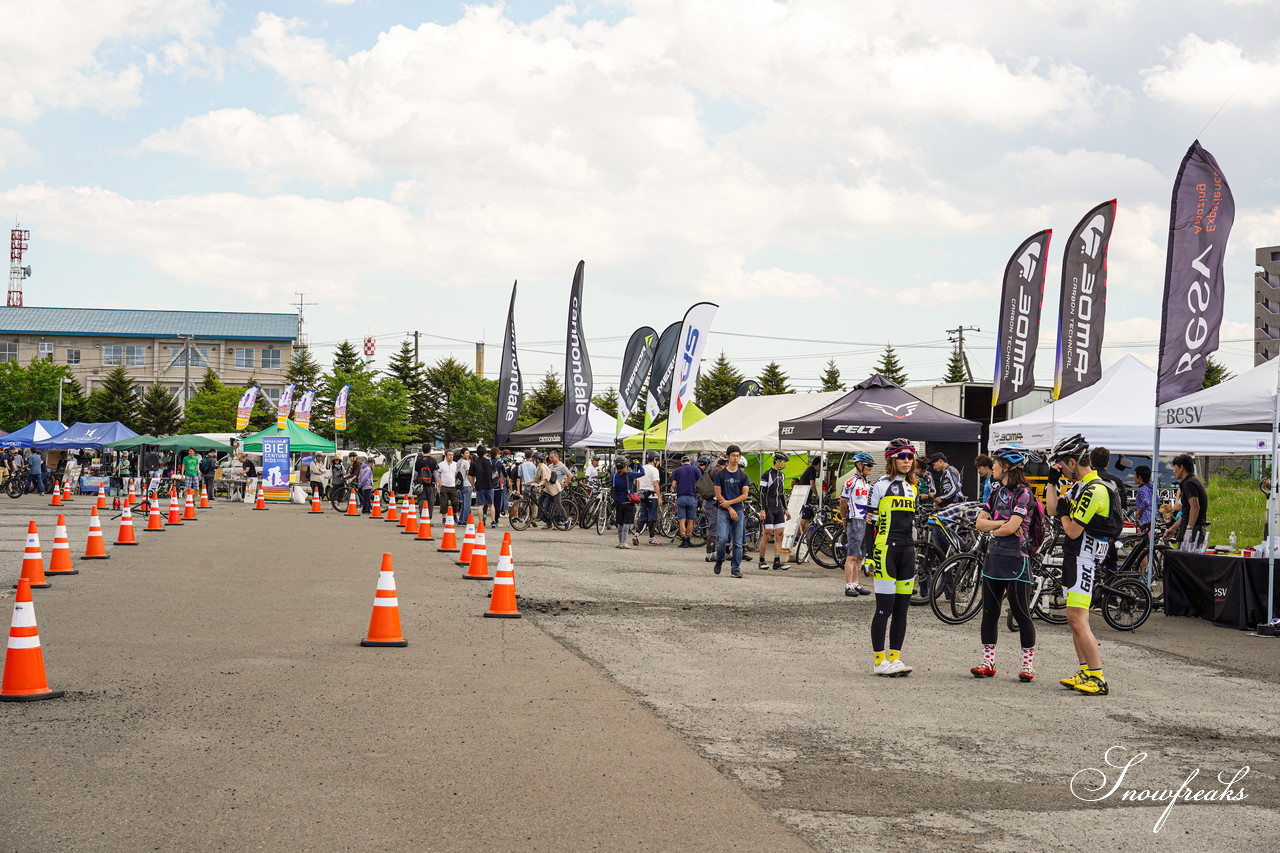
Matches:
[442,374,498,448]
[331,339,364,374]
[137,384,184,436]
[182,371,240,433]
[59,376,89,425]
[285,346,330,434]
[385,339,430,444]
[943,344,969,384]
[757,361,791,396]
[592,386,620,418]
[337,370,417,451]
[695,350,745,414]
[1202,355,1233,388]
[819,359,845,392]
[523,369,564,425]
[0,357,75,431]
[418,356,477,445]
[86,366,140,429]
[873,344,909,386]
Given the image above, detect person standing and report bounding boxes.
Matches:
[794,457,822,555]
[1133,465,1153,528]
[199,451,217,501]
[471,446,494,527]
[758,453,791,571]
[697,457,724,562]
[838,452,874,595]
[969,447,1037,682]
[182,448,200,495]
[635,453,664,546]
[671,455,702,548]
[584,456,601,481]
[544,451,571,529]
[357,456,374,514]
[488,447,506,527]
[25,449,45,495]
[612,458,643,549]
[868,439,919,677]
[437,449,459,521]
[929,453,964,508]
[516,452,536,521]
[974,454,994,504]
[309,453,328,499]
[457,448,473,524]
[713,445,753,578]
[416,452,438,520]
[1166,454,1209,552]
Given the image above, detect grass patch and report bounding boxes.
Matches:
[1205,475,1267,547]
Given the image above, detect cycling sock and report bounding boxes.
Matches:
[1086,668,1104,680]
[1022,647,1035,667]
[982,644,995,666]
[887,650,901,663]
[874,651,886,667]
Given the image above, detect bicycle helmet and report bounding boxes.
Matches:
[773,452,788,463]
[883,438,915,460]
[513,452,525,463]
[991,445,1028,468]
[852,452,874,466]
[1049,433,1089,463]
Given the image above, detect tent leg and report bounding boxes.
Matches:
[1148,425,1160,590]
[1264,389,1279,635]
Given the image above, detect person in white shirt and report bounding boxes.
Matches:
[839,452,875,597]
[583,456,600,480]
[634,453,664,546]
[436,449,460,521]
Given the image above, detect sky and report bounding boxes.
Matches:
[2,0,1279,396]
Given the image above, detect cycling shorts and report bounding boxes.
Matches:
[1062,533,1108,609]
[873,544,916,595]
[845,518,867,558]
[763,507,786,529]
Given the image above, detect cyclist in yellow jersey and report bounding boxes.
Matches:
[867,439,919,677]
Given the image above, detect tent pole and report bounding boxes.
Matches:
[1148,419,1160,590]
[819,437,826,515]
[1267,369,1279,633]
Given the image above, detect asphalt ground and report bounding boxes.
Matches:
[1,494,1278,851]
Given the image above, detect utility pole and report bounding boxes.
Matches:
[413,330,420,365]
[291,292,319,348]
[947,325,981,383]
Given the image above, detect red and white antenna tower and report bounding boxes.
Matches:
[8,221,30,307]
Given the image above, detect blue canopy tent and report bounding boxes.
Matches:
[0,420,67,448]
[32,422,139,450]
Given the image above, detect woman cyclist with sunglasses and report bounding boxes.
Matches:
[867,439,919,677]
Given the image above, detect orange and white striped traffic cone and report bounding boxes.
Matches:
[126,480,137,507]
[437,508,459,553]
[360,554,408,647]
[345,489,360,516]
[49,483,61,507]
[455,515,477,567]
[61,478,73,502]
[401,501,419,535]
[484,533,521,618]
[384,491,399,524]
[415,509,434,542]
[370,490,382,519]
[45,514,78,576]
[96,483,106,509]
[253,485,268,511]
[144,496,165,532]
[183,489,198,521]
[82,507,110,560]
[396,496,409,529]
[199,484,210,509]
[463,519,492,580]
[115,505,138,546]
[16,521,50,589]
[167,492,184,525]
[0,579,64,702]
[309,487,324,514]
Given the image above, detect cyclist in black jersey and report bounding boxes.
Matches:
[867,439,919,677]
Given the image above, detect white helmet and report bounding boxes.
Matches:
[514,452,526,463]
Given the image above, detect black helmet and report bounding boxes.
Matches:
[883,438,915,460]
[773,452,788,463]
[1049,433,1089,463]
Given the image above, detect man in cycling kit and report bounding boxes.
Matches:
[1051,433,1119,696]
[757,453,791,571]
[839,452,874,597]
[868,439,919,677]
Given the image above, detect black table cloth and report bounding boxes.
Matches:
[1164,550,1280,630]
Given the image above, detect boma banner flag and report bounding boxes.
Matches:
[563,261,593,448]
[1053,200,1117,401]
[992,230,1051,407]
[276,383,296,431]
[334,383,351,432]
[294,389,316,430]
[235,385,259,431]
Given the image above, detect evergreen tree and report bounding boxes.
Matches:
[137,384,184,436]
[1202,355,1233,388]
[86,366,140,429]
[592,386,620,418]
[757,361,791,396]
[819,359,845,392]
[420,356,484,446]
[59,376,89,425]
[339,371,418,451]
[873,344,909,386]
[385,339,430,444]
[695,350,745,414]
[331,339,364,374]
[286,346,324,388]
[523,370,564,425]
[943,344,969,384]
[183,372,239,433]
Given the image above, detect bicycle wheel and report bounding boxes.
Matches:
[946,553,984,623]
[910,539,947,606]
[593,500,608,535]
[927,558,977,625]
[509,499,531,531]
[329,486,349,512]
[743,514,761,553]
[1031,577,1068,624]
[1099,578,1152,631]
[555,501,578,531]
[5,476,22,499]
[811,524,843,569]
[658,503,678,539]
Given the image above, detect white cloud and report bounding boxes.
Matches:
[1142,35,1280,108]
[895,278,993,305]
[0,128,31,169]
[695,251,836,300]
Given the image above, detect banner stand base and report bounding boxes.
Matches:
[1252,623,1278,637]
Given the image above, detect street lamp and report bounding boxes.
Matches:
[57,377,72,423]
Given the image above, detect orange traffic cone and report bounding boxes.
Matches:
[49,484,61,507]
[45,515,77,576]
[144,496,165,532]
[82,507,110,560]
[253,485,268,511]
[126,480,137,507]
[199,484,210,509]
[167,492,184,525]
[485,533,520,618]
[415,510,434,542]
[345,489,360,516]
[438,508,459,553]
[62,479,73,502]
[463,519,492,580]
[370,490,382,519]
[384,491,399,523]
[455,515,477,567]
[96,483,106,509]
[401,501,419,535]
[396,496,409,528]
[115,505,138,546]
[16,521,50,589]
[360,554,408,647]
[0,579,64,702]
[309,487,324,514]
[183,489,198,521]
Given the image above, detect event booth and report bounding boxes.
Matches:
[0,420,66,448]
[622,402,707,451]
[667,391,881,454]
[31,421,139,450]
[506,403,639,448]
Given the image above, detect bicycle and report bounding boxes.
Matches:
[927,534,991,625]
[1004,533,1152,631]
[912,506,981,606]
[790,503,843,567]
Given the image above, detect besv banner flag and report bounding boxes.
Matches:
[1156,142,1235,406]
[617,326,657,436]
[496,281,522,447]
[668,302,718,440]
[992,230,1052,407]
[1053,199,1117,401]
[646,321,682,427]
[563,261,593,448]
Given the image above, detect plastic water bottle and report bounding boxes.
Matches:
[1229,531,1238,552]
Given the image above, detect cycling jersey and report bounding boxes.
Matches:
[868,475,918,595]
[840,472,871,521]
[759,468,787,510]
[1059,471,1116,608]
[1067,471,1120,539]
[984,483,1033,556]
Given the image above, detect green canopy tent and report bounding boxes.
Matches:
[151,434,236,452]
[621,402,707,451]
[102,435,159,450]
[239,420,336,453]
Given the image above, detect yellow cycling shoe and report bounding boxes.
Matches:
[1059,667,1087,689]
[1073,674,1109,696]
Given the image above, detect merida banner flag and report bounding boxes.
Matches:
[734,380,761,399]
[992,230,1052,407]
[668,302,718,440]
[235,385,259,431]
[1053,199,1117,400]
[294,389,316,430]
[645,321,682,428]
[496,281,522,447]
[617,325,657,436]
[276,383,296,430]
[563,261,593,448]
[334,383,351,432]
[1156,142,1235,406]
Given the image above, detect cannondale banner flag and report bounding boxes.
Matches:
[334,383,350,432]
[1053,200,1117,400]
[563,261,593,448]
[646,321,682,428]
[235,385,259,431]
[734,379,762,399]
[668,302,718,440]
[276,383,296,430]
[1156,142,1235,406]
[293,389,316,430]
[992,230,1052,407]
[617,325,657,436]
[496,281,522,447]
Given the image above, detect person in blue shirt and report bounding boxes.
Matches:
[1133,465,1153,527]
[712,445,753,578]
[975,454,994,505]
[670,455,702,548]
[612,458,644,549]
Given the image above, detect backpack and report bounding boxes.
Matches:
[1026,490,1048,554]
[696,469,716,501]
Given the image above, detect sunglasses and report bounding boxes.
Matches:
[892,452,916,460]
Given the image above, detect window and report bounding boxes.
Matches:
[103,345,122,366]
[126,345,146,367]
[0,341,15,363]
[261,386,281,405]
[133,384,146,397]
[66,348,80,365]
[167,346,209,368]
[235,348,254,368]
[260,348,281,369]
[37,342,53,359]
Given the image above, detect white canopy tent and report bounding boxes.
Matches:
[991,355,1272,454]
[667,391,883,454]
[506,402,640,448]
